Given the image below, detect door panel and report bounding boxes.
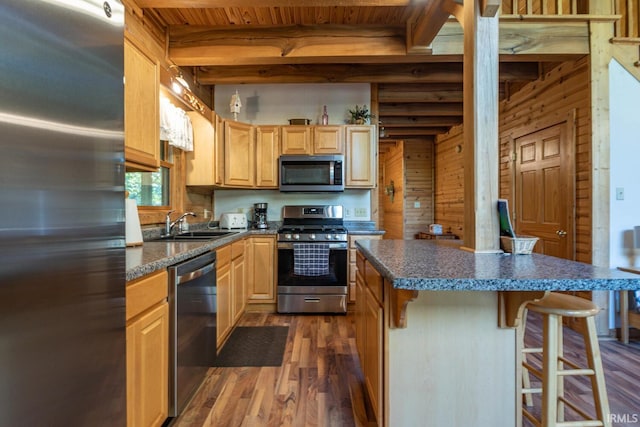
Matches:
[515,123,574,260]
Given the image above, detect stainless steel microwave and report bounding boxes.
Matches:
[279,154,344,192]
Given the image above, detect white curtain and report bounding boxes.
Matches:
[160,97,193,152]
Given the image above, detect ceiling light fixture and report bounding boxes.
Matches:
[168,64,190,95]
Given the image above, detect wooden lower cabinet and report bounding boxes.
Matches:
[231,239,246,324]
[217,240,246,346]
[246,236,276,303]
[355,251,383,424]
[348,234,382,303]
[216,245,233,346]
[126,270,169,427]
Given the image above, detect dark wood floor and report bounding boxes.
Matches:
[172,311,640,427]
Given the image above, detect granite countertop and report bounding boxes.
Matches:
[126,228,276,281]
[344,221,385,235]
[355,239,640,291]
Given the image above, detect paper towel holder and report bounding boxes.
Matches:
[125,192,143,247]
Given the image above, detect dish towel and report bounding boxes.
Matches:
[293,243,330,276]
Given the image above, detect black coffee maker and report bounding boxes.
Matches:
[253,202,268,229]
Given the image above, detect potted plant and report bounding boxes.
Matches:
[348,104,374,124]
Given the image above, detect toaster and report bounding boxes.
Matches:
[219,213,247,229]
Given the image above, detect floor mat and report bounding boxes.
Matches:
[213,326,289,367]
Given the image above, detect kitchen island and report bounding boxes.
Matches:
[354,239,640,427]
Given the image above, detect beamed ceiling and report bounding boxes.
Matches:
[135,0,588,140]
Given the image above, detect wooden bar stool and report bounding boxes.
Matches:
[521,292,611,427]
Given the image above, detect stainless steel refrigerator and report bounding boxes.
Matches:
[0,1,126,425]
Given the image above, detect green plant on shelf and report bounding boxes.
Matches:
[348,104,374,124]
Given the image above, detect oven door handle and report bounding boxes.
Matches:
[277,242,347,250]
[176,262,215,285]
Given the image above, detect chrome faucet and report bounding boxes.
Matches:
[165,211,197,235]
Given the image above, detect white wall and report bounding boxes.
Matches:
[213,189,371,222]
[214,83,371,125]
[609,59,640,269]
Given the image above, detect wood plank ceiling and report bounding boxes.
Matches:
[137,0,569,140]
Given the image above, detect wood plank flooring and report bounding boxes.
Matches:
[172,311,640,427]
[172,312,363,427]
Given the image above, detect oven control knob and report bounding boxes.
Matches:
[326,234,332,240]
[309,234,316,240]
[293,234,300,240]
[334,234,342,240]
[285,234,292,240]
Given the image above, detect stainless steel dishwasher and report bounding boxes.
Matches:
[168,250,216,417]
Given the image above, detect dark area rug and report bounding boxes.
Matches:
[213,326,289,367]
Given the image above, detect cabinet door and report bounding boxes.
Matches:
[355,268,366,364]
[346,125,376,188]
[247,236,276,303]
[364,289,383,424]
[124,40,159,170]
[256,126,280,188]
[281,126,312,154]
[231,240,246,324]
[127,302,169,427]
[216,263,232,346]
[313,126,344,154]
[348,234,382,303]
[224,121,255,187]
[185,112,215,185]
[214,113,225,185]
[232,254,246,323]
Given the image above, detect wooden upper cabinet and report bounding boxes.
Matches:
[213,113,225,185]
[224,120,255,187]
[185,112,215,186]
[255,126,280,188]
[346,125,377,188]
[124,39,160,170]
[313,126,344,154]
[281,126,312,154]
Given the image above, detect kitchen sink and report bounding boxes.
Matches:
[150,230,237,241]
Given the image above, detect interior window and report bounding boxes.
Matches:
[125,141,173,207]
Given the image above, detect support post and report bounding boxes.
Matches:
[462,0,500,252]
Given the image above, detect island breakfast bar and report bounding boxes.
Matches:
[354,239,640,427]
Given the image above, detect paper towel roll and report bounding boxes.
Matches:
[126,198,143,246]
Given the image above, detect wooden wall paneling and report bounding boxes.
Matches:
[434,126,465,240]
[403,140,435,239]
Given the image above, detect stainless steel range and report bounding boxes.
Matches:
[277,205,348,313]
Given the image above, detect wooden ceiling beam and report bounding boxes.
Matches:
[379,116,462,127]
[137,0,417,7]
[196,62,538,84]
[407,0,451,51]
[169,20,589,66]
[432,21,590,57]
[197,63,464,84]
[169,25,412,66]
[379,102,463,116]
[383,127,451,136]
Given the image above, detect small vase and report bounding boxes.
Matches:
[321,105,329,125]
[355,118,365,125]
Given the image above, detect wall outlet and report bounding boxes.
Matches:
[414,201,421,208]
[345,208,353,218]
[203,209,210,219]
[354,207,367,217]
[616,187,624,200]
